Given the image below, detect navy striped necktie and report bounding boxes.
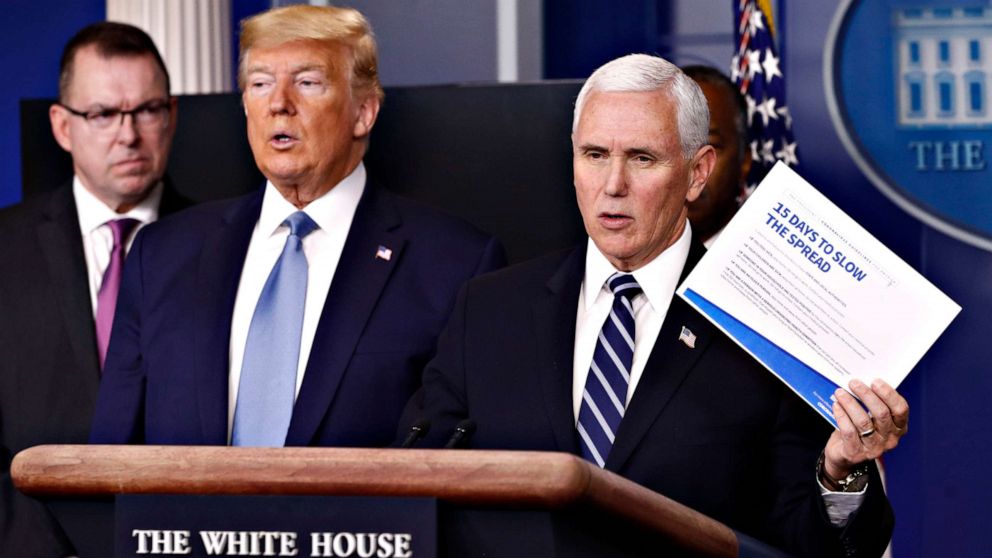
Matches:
[577,272,642,467]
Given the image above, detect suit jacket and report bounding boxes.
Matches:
[89,183,505,448]
[0,180,190,558]
[404,240,894,557]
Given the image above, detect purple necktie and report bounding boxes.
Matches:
[95,218,139,369]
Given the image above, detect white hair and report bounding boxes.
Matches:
[572,53,710,158]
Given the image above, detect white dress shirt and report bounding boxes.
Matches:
[572,224,691,420]
[571,219,865,525]
[73,177,162,316]
[227,163,366,438]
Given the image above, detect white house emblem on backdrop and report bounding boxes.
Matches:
[895,6,992,129]
[826,1,992,251]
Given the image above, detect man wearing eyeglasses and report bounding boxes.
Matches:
[0,22,189,557]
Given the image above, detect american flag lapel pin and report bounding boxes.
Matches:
[375,245,393,261]
[678,326,696,349]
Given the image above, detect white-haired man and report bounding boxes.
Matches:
[402,54,904,556]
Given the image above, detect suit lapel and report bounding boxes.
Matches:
[533,247,585,455]
[605,239,715,472]
[35,184,100,389]
[33,180,192,402]
[193,192,261,444]
[605,296,715,471]
[285,186,406,445]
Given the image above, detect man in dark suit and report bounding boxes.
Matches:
[90,5,503,448]
[0,22,188,557]
[403,54,907,556]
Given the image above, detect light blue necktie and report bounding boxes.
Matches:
[577,273,641,467]
[232,211,319,447]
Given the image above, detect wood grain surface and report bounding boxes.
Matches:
[13,445,737,557]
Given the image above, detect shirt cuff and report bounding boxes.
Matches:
[818,476,868,527]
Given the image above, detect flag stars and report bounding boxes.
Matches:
[730,54,742,82]
[762,49,782,83]
[761,139,776,163]
[735,0,798,187]
[755,96,780,127]
[776,142,799,166]
[749,8,766,35]
[746,48,763,80]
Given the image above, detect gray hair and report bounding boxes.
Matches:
[572,54,709,159]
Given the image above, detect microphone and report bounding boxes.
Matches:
[400,419,431,449]
[443,419,476,449]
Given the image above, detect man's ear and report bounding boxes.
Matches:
[49,104,73,153]
[353,93,381,139]
[686,145,716,203]
[740,147,753,183]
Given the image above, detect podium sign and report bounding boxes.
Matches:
[115,495,436,558]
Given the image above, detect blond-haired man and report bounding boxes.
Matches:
[91,5,504,448]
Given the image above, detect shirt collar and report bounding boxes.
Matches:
[73,176,162,234]
[257,162,366,237]
[583,221,693,312]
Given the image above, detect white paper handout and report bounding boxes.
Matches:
[677,163,961,426]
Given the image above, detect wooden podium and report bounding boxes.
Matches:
[13,445,742,557]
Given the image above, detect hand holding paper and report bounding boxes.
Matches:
[825,379,909,482]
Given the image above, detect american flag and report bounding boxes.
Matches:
[732,0,799,194]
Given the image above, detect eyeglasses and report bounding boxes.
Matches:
[57,99,172,132]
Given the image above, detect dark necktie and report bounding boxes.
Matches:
[232,211,319,447]
[95,218,139,369]
[577,273,642,467]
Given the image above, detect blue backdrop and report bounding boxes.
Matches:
[788,5,992,555]
[0,0,104,208]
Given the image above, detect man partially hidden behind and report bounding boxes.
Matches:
[90,5,504,449]
[684,65,752,248]
[403,54,906,556]
[0,22,188,557]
